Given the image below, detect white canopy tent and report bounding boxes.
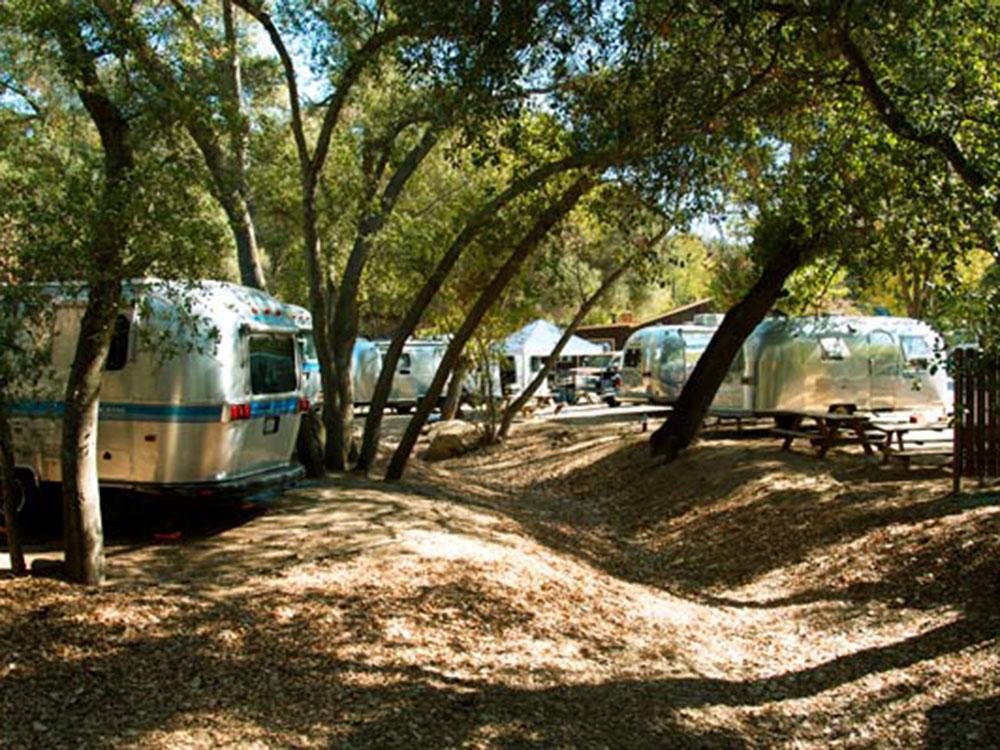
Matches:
[502,319,605,397]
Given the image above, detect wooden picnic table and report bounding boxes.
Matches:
[770,410,885,458]
[869,419,954,467]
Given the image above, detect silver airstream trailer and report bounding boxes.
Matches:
[9,280,307,498]
[619,327,661,403]
[619,324,716,404]
[621,314,950,420]
[276,318,451,415]
[372,338,449,413]
[710,315,951,419]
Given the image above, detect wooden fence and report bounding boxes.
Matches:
[952,347,1000,493]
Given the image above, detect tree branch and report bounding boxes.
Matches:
[0,74,45,119]
[310,21,414,177]
[834,21,994,208]
[230,0,311,176]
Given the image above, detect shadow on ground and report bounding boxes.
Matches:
[2,569,997,749]
[3,426,998,748]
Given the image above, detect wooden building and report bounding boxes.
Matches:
[575,298,717,351]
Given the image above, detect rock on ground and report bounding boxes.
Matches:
[424,419,483,460]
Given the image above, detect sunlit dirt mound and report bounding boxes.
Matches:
[447,422,1000,618]
[2,420,998,748]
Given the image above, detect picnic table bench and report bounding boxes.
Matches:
[770,410,885,458]
[869,419,954,468]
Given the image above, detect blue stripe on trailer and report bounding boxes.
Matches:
[12,397,301,422]
[10,400,222,422]
[99,403,222,422]
[303,362,320,373]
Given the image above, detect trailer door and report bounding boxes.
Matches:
[868,330,898,410]
[239,333,300,473]
[620,345,644,401]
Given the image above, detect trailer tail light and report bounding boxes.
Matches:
[229,403,252,421]
[297,398,310,413]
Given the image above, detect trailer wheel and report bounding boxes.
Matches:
[395,404,413,415]
[605,396,620,408]
[296,409,325,478]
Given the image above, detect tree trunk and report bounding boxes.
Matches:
[62,281,122,585]
[649,230,808,461]
[497,260,631,440]
[221,0,267,291]
[326,128,440,470]
[327,331,355,471]
[225,195,267,290]
[0,403,26,576]
[295,407,325,477]
[384,174,594,480]
[95,0,268,291]
[55,22,134,585]
[355,155,604,474]
[295,180,338,478]
[441,355,470,421]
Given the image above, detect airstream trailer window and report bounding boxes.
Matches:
[624,348,641,368]
[249,335,297,394]
[530,356,544,373]
[105,315,130,371]
[819,336,850,361]
[900,335,932,366]
[398,353,412,371]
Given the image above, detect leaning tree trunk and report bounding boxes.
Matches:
[0,402,26,576]
[384,175,594,481]
[441,355,470,421]
[355,155,605,474]
[498,260,632,440]
[649,230,808,461]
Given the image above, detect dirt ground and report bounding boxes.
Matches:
[1,417,998,749]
